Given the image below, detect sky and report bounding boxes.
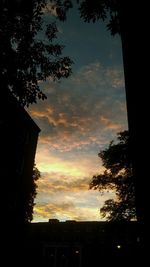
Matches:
[28,5,128,222]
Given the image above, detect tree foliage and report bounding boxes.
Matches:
[46,0,120,35]
[24,163,41,222]
[0,0,121,107]
[0,0,73,106]
[90,131,136,221]
[78,0,120,35]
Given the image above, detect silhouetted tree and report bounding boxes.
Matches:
[90,131,136,221]
[0,0,73,106]
[24,163,41,222]
[42,0,119,35]
[14,163,41,223]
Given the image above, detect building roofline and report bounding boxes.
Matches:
[3,89,41,133]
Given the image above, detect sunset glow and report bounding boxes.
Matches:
[29,6,127,222]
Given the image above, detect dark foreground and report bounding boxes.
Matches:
[3,220,145,267]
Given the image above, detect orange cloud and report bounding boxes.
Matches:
[36,174,90,194]
[29,61,127,222]
[31,108,69,127]
[35,143,104,179]
[38,135,90,152]
[35,153,88,178]
[33,201,102,222]
[105,68,124,88]
[30,107,54,118]
[100,116,122,130]
[33,189,115,222]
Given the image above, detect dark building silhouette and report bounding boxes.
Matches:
[0,90,40,223]
[24,220,142,267]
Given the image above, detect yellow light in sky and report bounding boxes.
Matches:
[35,146,102,178]
[37,161,85,178]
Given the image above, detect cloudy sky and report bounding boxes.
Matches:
[28,5,128,222]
